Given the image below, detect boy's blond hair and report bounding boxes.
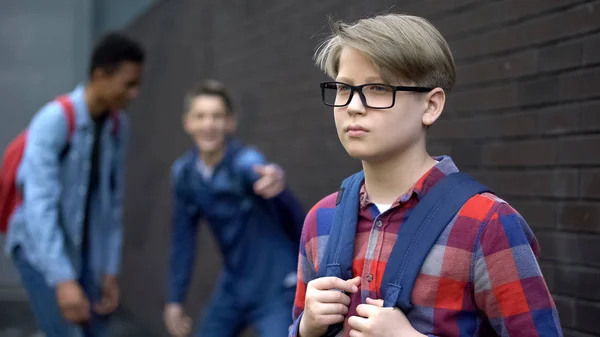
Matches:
[314,14,456,91]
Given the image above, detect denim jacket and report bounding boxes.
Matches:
[4,84,128,286]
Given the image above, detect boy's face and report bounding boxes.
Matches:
[184,95,235,154]
[94,61,143,111]
[333,47,441,162]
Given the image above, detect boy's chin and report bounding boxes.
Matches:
[197,141,224,154]
[344,147,380,162]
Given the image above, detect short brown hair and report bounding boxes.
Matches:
[184,79,234,114]
[314,14,456,91]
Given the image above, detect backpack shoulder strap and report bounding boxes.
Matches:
[317,170,364,279]
[380,172,492,311]
[55,96,76,140]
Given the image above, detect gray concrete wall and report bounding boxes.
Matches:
[0,0,157,300]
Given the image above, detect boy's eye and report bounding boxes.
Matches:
[337,84,351,92]
[369,85,392,92]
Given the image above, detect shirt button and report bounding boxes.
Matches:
[366,274,373,282]
[375,220,383,228]
[79,186,86,196]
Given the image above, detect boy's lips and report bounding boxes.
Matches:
[346,125,369,137]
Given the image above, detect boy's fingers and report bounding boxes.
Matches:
[314,302,349,315]
[94,298,110,315]
[349,276,361,285]
[365,297,384,307]
[348,315,369,331]
[253,164,273,176]
[312,277,359,293]
[253,177,270,192]
[318,290,351,305]
[356,303,379,318]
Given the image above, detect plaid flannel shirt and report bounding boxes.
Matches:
[290,156,562,337]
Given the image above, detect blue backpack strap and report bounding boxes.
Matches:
[380,172,492,311]
[318,171,365,280]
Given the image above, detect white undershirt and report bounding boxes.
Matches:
[375,203,392,213]
[196,159,214,181]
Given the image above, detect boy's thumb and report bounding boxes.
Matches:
[348,276,361,285]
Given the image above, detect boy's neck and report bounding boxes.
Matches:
[84,84,110,118]
[362,145,437,205]
[198,146,226,168]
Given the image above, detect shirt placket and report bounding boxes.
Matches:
[362,210,386,299]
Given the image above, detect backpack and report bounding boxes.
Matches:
[0,95,120,234]
[317,170,492,336]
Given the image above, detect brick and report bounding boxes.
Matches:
[428,118,475,140]
[452,2,600,61]
[583,33,600,65]
[559,66,600,101]
[482,112,539,138]
[431,111,538,140]
[557,202,600,234]
[482,139,558,167]
[581,169,600,198]
[557,135,600,165]
[553,264,600,302]
[553,294,576,328]
[580,101,600,131]
[563,328,600,337]
[427,142,452,157]
[447,142,482,167]
[537,232,600,269]
[518,76,561,106]
[455,50,538,86]
[537,103,582,135]
[575,300,600,335]
[451,83,519,112]
[470,169,579,198]
[540,262,556,292]
[399,0,480,18]
[538,40,583,72]
[510,200,557,231]
[437,0,586,38]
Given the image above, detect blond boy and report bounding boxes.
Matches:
[290,14,562,337]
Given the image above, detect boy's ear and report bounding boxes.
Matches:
[182,112,191,133]
[422,88,446,127]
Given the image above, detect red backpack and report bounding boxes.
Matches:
[0,96,78,234]
[0,95,121,234]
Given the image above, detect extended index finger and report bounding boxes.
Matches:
[311,276,359,293]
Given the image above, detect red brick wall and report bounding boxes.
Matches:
[121,1,600,335]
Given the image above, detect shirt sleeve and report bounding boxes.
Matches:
[21,102,75,286]
[234,146,267,187]
[289,203,320,337]
[167,161,201,303]
[473,202,563,336]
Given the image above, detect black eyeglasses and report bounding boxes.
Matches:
[320,82,433,109]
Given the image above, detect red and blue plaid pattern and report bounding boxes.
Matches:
[289,156,562,337]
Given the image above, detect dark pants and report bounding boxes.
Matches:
[12,246,111,337]
[196,280,296,337]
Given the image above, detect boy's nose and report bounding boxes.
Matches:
[347,92,366,115]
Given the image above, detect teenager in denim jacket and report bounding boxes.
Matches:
[5,32,145,337]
